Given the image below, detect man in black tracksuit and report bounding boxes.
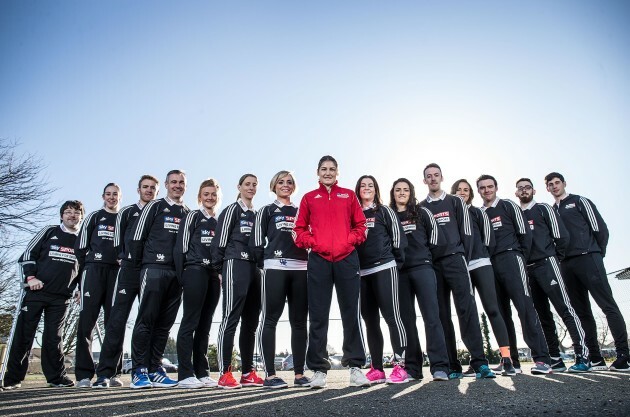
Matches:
[93,175,159,388]
[420,164,492,379]
[515,178,590,372]
[2,201,84,390]
[477,175,551,374]
[129,170,189,388]
[545,172,629,371]
[74,184,121,387]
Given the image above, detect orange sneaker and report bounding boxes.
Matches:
[218,370,242,389]
[240,370,264,387]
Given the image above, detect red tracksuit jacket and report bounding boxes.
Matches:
[293,181,367,262]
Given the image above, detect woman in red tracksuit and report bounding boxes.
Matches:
[293,155,370,389]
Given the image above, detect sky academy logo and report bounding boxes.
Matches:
[119,288,127,294]
[157,253,165,261]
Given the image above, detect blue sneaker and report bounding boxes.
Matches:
[448,371,464,380]
[568,355,591,373]
[475,365,496,379]
[149,367,178,388]
[130,368,152,389]
[263,376,288,389]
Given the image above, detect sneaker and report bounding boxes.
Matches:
[294,376,311,387]
[76,378,92,388]
[240,370,264,387]
[609,355,630,372]
[491,362,503,373]
[475,365,496,379]
[218,371,242,389]
[448,371,464,380]
[109,376,124,388]
[568,355,591,373]
[387,364,409,384]
[199,376,218,388]
[531,362,553,375]
[92,376,110,388]
[407,372,423,381]
[590,356,608,371]
[177,376,205,389]
[149,367,178,388]
[462,366,476,378]
[502,358,516,376]
[550,357,567,372]
[432,371,448,381]
[309,371,327,389]
[365,365,387,384]
[130,368,153,389]
[2,381,21,390]
[350,367,371,387]
[263,376,288,389]
[48,376,74,388]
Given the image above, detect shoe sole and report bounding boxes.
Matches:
[368,378,386,384]
[177,384,205,389]
[92,385,109,389]
[609,367,630,372]
[48,384,74,388]
[462,374,476,378]
[218,384,242,389]
[568,369,590,373]
[531,370,553,375]
[130,384,152,389]
[309,384,327,389]
[151,383,178,388]
[551,368,567,372]
[433,377,449,381]
[263,384,288,389]
[241,383,264,387]
[385,379,408,384]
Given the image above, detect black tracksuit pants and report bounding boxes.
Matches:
[306,251,365,372]
[131,267,182,373]
[217,259,261,374]
[470,264,510,347]
[492,251,549,364]
[434,254,488,372]
[361,266,407,370]
[96,266,141,378]
[4,292,69,386]
[177,266,221,380]
[399,265,449,376]
[561,253,629,357]
[75,263,119,381]
[257,268,308,377]
[528,256,588,358]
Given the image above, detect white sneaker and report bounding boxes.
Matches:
[109,376,124,388]
[76,378,92,388]
[349,367,371,387]
[199,376,218,388]
[177,376,205,389]
[309,371,327,389]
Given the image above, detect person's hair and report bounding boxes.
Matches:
[269,171,297,195]
[165,169,186,182]
[138,174,159,189]
[197,178,221,205]
[544,172,565,184]
[515,178,533,188]
[423,162,442,177]
[355,175,382,206]
[450,179,474,204]
[476,174,497,188]
[60,200,84,221]
[317,155,338,170]
[102,182,121,196]
[237,173,257,200]
[389,178,420,224]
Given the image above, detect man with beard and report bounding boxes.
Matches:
[514,178,590,373]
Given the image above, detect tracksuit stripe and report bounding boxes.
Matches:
[114,205,132,248]
[217,259,234,373]
[389,266,407,347]
[462,255,474,296]
[133,200,158,241]
[138,269,148,305]
[506,200,527,234]
[384,206,401,248]
[79,211,98,249]
[481,210,492,246]
[181,210,197,254]
[217,204,237,248]
[579,197,599,232]
[541,203,561,238]
[111,267,122,307]
[257,269,267,375]
[21,225,55,262]
[254,205,268,247]
[516,255,530,297]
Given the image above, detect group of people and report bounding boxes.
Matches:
[1,155,628,393]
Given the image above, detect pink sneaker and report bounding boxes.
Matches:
[365,365,386,384]
[387,364,409,384]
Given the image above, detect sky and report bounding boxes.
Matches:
[1,0,629,356]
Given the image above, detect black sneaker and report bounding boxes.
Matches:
[550,357,567,372]
[294,376,310,387]
[462,366,476,378]
[502,358,516,376]
[92,376,110,388]
[590,356,608,371]
[263,376,288,389]
[48,376,75,388]
[491,362,503,373]
[609,355,630,372]
[512,359,522,374]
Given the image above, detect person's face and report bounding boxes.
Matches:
[359,178,375,202]
[393,182,410,206]
[166,173,187,200]
[61,207,83,230]
[102,186,121,210]
[546,177,566,198]
[274,175,295,199]
[199,186,218,210]
[477,179,497,203]
[318,161,338,187]
[138,179,159,204]
[423,167,443,192]
[515,181,535,204]
[238,176,258,200]
[455,182,471,204]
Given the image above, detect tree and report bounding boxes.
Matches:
[553,312,569,352]
[480,312,500,363]
[164,337,178,354]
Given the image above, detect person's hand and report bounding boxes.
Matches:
[73,290,81,305]
[27,276,44,291]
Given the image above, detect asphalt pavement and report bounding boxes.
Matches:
[1,369,629,416]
